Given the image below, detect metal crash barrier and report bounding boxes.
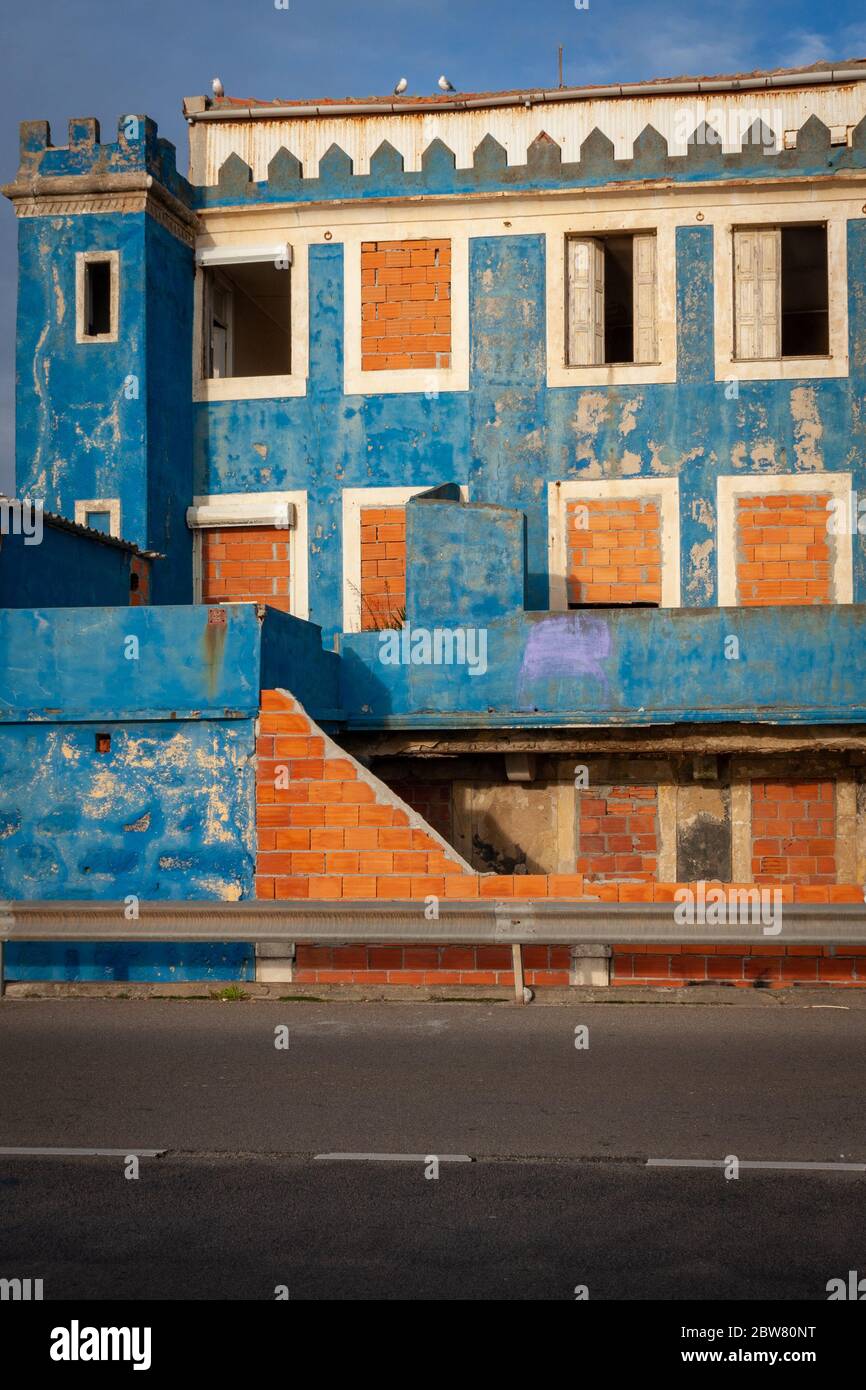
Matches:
[2,899,866,1002]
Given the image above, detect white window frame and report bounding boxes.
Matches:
[192,240,308,403]
[187,490,309,619]
[717,472,852,606]
[75,251,120,344]
[74,497,121,537]
[715,211,847,381]
[547,477,681,610]
[341,484,468,632]
[343,225,469,397]
[547,221,676,388]
[565,232,658,369]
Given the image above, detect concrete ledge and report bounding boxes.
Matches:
[5,981,866,1007]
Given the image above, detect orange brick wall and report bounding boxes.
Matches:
[295,945,571,988]
[129,555,151,606]
[736,493,833,605]
[201,527,290,611]
[751,780,836,885]
[254,691,864,989]
[612,943,866,987]
[359,506,406,629]
[566,498,661,605]
[361,238,451,371]
[255,691,472,903]
[577,787,658,882]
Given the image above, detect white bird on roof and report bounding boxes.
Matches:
[438,74,455,92]
[211,77,224,98]
[393,77,408,95]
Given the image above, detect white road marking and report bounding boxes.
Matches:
[647,1158,865,1171]
[0,1146,166,1157]
[314,1152,472,1162]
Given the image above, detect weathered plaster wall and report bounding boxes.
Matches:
[10,119,195,600]
[196,221,866,644]
[339,605,866,727]
[0,719,255,900]
[0,604,266,981]
[15,209,149,549]
[11,115,866,666]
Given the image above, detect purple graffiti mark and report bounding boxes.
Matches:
[517,613,611,708]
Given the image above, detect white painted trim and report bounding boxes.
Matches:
[192,239,308,401]
[341,484,468,632]
[74,497,121,538]
[189,489,309,620]
[75,251,120,344]
[547,222,676,387]
[717,471,852,606]
[187,497,297,529]
[547,477,681,609]
[342,225,469,396]
[714,211,848,381]
[196,243,291,267]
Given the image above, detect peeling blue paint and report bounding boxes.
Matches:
[340,605,866,727]
[195,224,866,640]
[0,605,283,982]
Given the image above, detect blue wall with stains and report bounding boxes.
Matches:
[11,118,194,601]
[15,209,149,551]
[339,603,866,728]
[195,222,866,639]
[0,605,267,981]
[8,112,866,692]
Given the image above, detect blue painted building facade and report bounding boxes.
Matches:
[4,61,866,979]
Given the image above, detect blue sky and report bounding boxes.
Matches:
[2,0,865,495]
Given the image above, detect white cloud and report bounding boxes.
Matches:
[779,31,832,69]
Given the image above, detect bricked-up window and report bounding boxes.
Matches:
[734,225,829,360]
[359,506,406,629]
[566,498,661,606]
[361,239,451,371]
[736,493,833,605]
[201,526,290,611]
[386,781,452,841]
[577,786,659,882]
[751,781,836,885]
[202,263,291,378]
[567,233,657,366]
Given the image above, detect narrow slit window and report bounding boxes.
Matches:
[85,260,112,337]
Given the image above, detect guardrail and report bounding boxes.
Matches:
[2,899,866,999]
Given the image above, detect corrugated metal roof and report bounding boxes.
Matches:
[0,499,159,557]
[201,57,866,114]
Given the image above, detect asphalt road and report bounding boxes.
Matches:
[1,999,865,1299]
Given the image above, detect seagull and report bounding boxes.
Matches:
[393,77,408,95]
[211,77,224,98]
[438,74,455,92]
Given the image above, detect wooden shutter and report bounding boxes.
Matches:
[734,228,780,360]
[207,274,233,379]
[567,238,605,366]
[632,234,658,363]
